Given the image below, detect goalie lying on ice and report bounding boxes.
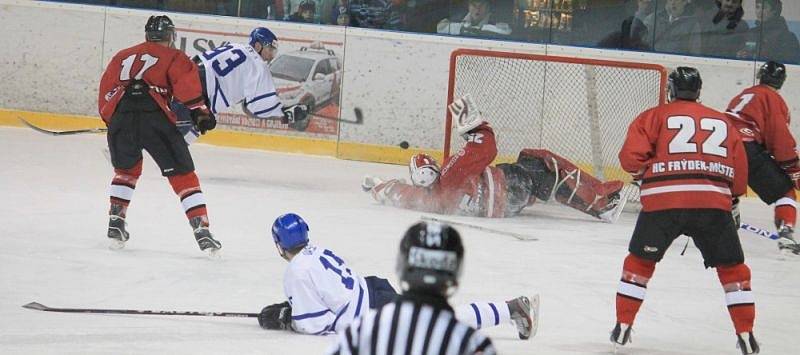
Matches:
[362,95,626,222]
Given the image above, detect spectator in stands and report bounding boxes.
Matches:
[437,0,512,38]
[696,0,749,58]
[598,0,655,50]
[285,0,321,22]
[384,0,410,31]
[331,0,350,25]
[738,0,800,64]
[289,0,318,23]
[644,0,702,55]
[319,0,338,24]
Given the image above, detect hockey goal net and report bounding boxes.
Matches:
[445,49,668,208]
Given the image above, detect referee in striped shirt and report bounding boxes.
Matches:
[326,221,496,355]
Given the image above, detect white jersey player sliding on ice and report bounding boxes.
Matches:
[256,213,539,340]
[176,26,309,142]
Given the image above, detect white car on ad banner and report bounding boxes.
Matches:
[270,42,342,131]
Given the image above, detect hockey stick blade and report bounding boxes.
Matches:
[19,117,107,136]
[22,302,258,318]
[352,107,364,124]
[22,302,48,311]
[420,216,538,241]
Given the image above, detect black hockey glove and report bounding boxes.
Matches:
[258,301,292,330]
[732,197,741,227]
[281,104,308,124]
[190,106,216,135]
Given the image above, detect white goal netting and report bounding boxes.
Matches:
[446,49,667,206]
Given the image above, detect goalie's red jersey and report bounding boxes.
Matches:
[725,84,799,167]
[619,100,748,212]
[383,124,510,217]
[98,42,204,124]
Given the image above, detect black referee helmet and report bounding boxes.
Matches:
[397,221,464,296]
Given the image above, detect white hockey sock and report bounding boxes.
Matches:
[454,300,511,329]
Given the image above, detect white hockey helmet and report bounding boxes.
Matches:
[409,153,441,188]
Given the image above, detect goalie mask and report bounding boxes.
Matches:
[409,154,440,188]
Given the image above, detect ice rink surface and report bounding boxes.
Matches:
[1,127,797,354]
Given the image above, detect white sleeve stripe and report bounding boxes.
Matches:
[292,309,332,320]
[252,102,282,117]
[246,92,277,105]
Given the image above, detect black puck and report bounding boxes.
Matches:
[399,141,410,149]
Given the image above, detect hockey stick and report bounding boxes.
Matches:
[739,223,779,240]
[420,216,538,241]
[19,117,107,136]
[22,302,257,318]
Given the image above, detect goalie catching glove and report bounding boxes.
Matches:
[189,105,216,135]
[448,94,485,139]
[258,301,292,330]
[281,104,309,124]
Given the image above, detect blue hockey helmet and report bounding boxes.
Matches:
[249,27,278,48]
[272,213,309,255]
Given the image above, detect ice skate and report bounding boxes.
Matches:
[507,294,538,340]
[191,217,221,258]
[736,331,760,354]
[776,224,800,256]
[610,322,632,349]
[107,214,129,250]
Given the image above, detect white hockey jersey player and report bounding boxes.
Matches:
[283,244,370,334]
[195,42,283,118]
[257,213,539,341]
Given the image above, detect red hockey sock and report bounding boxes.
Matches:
[616,254,656,325]
[774,189,797,228]
[167,172,208,223]
[108,160,143,217]
[717,263,755,333]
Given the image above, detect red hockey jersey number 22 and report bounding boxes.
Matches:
[619,100,748,212]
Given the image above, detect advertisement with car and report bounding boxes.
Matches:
[177,26,344,136]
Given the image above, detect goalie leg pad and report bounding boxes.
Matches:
[497,163,535,216]
[514,150,555,201]
[745,142,793,204]
[517,149,622,217]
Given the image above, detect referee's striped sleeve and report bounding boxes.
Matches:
[329,300,495,355]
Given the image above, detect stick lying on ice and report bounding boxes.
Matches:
[19,118,108,136]
[420,216,538,241]
[22,302,257,318]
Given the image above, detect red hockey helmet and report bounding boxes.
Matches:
[409,154,440,188]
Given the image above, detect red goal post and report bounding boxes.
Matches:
[444,48,668,205]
